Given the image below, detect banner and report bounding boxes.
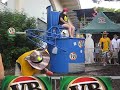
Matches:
[1,75,112,90]
[60,76,112,90]
[1,76,52,90]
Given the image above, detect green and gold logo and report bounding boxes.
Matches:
[67,76,107,90]
[8,76,46,90]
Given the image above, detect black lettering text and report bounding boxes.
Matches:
[10,82,42,90]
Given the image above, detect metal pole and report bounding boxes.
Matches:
[16,32,26,34]
[51,77,61,90]
[109,76,120,79]
[51,76,120,80]
[84,13,86,26]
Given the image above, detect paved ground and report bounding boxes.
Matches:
[85,63,120,76]
[53,63,120,76]
[112,79,120,90]
[52,64,120,90]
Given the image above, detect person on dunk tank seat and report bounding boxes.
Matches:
[15,48,53,76]
[58,8,75,38]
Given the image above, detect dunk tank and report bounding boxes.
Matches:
[26,6,85,74]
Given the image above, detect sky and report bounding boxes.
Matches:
[2,0,120,10]
[79,0,120,10]
[2,0,8,3]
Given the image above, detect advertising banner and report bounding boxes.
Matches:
[60,76,112,90]
[1,76,52,90]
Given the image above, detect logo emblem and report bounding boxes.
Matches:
[69,52,77,60]
[98,17,106,23]
[7,27,16,37]
[78,40,84,48]
[8,76,46,90]
[8,27,15,35]
[67,76,107,90]
[61,29,69,37]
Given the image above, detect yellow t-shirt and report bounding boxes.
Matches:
[64,16,68,22]
[16,50,40,76]
[16,49,49,76]
[99,37,110,52]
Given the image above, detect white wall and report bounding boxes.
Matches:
[7,0,15,11]
[52,0,63,11]
[7,0,51,22]
[50,0,73,23]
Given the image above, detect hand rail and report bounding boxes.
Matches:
[25,29,67,52]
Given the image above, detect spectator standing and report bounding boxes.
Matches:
[94,43,100,62]
[99,31,111,66]
[117,37,120,64]
[111,34,119,64]
[85,34,94,64]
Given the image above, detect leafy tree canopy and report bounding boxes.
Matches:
[0,10,36,68]
[96,7,120,23]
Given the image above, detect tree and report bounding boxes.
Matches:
[96,7,120,23]
[0,11,36,68]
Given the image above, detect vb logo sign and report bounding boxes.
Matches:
[8,76,46,90]
[98,17,106,23]
[69,52,77,60]
[67,76,106,90]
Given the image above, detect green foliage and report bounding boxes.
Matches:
[3,47,30,68]
[0,11,36,68]
[96,7,120,23]
[96,7,115,12]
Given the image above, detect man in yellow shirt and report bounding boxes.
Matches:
[99,31,111,66]
[16,48,53,76]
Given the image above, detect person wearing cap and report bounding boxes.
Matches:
[99,31,111,66]
[111,34,119,64]
[58,8,75,37]
[117,37,120,64]
[92,7,98,17]
[0,53,4,81]
[15,49,53,76]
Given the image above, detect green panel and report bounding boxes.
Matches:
[60,76,112,90]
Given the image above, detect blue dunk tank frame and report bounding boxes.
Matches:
[26,6,85,73]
